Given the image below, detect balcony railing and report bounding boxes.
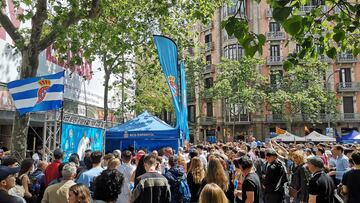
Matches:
[200,117,216,125]
[299,5,328,14]
[267,56,283,66]
[339,113,360,121]
[266,8,272,17]
[187,91,196,102]
[319,55,332,63]
[202,22,213,31]
[205,42,213,52]
[337,53,357,63]
[336,82,360,92]
[204,64,215,74]
[224,113,251,123]
[266,32,286,41]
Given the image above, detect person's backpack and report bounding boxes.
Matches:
[179,178,191,203]
[165,168,191,203]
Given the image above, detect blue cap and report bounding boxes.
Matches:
[0,165,20,181]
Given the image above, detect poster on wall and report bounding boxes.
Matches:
[61,123,103,161]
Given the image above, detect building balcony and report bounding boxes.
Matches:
[205,42,213,52]
[319,55,332,63]
[202,22,213,31]
[203,64,215,74]
[337,53,357,63]
[338,113,360,122]
[200,116,216,125]
[267,114,285,122]
[299,5,328,15]
[224,113,251,124]
[336,82,360,92]
[266,32,286,41]
[266,8,272,17]
[267,56,283,66]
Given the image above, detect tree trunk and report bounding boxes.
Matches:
[103,69,110,123]
[11,48,39,158]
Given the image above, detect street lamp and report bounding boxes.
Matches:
[325,69,340,135]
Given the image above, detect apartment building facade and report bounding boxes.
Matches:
[188,0,360,142]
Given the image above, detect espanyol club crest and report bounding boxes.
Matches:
[167,75,178,97]
[36,78,51,103]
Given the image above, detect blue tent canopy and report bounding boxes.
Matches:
[106,111,180,152]
[340,130,360,142]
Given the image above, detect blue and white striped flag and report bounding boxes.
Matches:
[7,71,65,116]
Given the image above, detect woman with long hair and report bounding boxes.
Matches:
[187,157,205,202]
[17,158,35,202]
[201,158,233,202]
[68,184,91,203]
[130,155,146,188]
[199,183,228,203]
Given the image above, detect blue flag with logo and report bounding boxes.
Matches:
[7,71,65,116]
[180,61,190,140]
[154,35,182,128]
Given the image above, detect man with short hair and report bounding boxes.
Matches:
[41,162,77,203]
[263,149,287,203]
[131,155,171,203]
[44,148,64,187]
[235,156,261,203]
[77,151,104,189]
[117,150,136,203]
[307,156,335,203]
[0,165,23,203]
[328,145,349,185]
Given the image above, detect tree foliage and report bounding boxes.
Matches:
[211,57,267,113]
[222,0,360,66]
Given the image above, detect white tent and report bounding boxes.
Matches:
[272,132,306,142]
[304,131,336,142]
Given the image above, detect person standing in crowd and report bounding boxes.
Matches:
[93,169,124,203]
[234,156,261,203]
[263,149,288,203]
[164,155,188,203]
[68,184,91,203]
[0,165,24,203]
[289,150,309,203]
[117,150,136,203]
[77,151,104,189]
[102,153,115,169]
[199,183,228,203]
[328,145,349,185]
[107,158,121,170]
[44,148,64,187]
[41,162,77,203]
[201,158,231,202]
[132,155,146,188]
[30,161,47,203]
[1,156,19,168]
[341,151,360,203]
[17,158,35,202]
[307,157,335,203]
[187,157,205,203]
[131,154,171,203]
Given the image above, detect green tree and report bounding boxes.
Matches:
[222,0,360,66]
[266,59,340,131]
[0,0,101,157]
[211,57,267,138]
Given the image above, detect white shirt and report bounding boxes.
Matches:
[117,163,136,203]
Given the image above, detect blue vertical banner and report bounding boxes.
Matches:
[153,35,182,128]
[180,61,190,140]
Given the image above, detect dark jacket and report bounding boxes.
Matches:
[187,172,202,202]
[164,166,186,203]
[263,159,288,193]
[290,163,309,202]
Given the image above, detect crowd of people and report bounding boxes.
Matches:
[0,138,359,203]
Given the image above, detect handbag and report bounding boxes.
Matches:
[289,186,301,198]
